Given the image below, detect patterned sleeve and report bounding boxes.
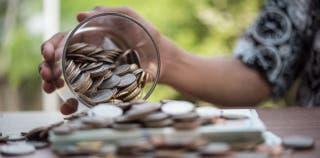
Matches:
[233,0,320,99]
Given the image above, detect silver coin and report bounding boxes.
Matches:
[221,110,249,120]
[196,106,221,119]
[7,133,26,141]
[161,101,195,116]
[113,64,131,76]
[99,75,121,89]
[142,112,169,122]
[282,135,315,149]
[98,144,117,154]
[172,112,198,122]
[126,102,161,120]
[52,125,74,135]
[88,103,123,119]
[118,73,137,87]
[1,143,35,156]
[81,116,113,128]
[91,88,117,104]
[26,141,49,149]
[199,142,230,155]
[88,64,112,78]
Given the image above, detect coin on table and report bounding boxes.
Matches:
[25,127,49,141]
[88,103,123,119]
[52,125,74,135]
[117,138,152,154]
[26,140,49,149]
[126,102,162,120]
[1,143,35,156]
[199,142,230,156]
[156,135,199,149]
[282,135,315,149]
[154,149,184,158]
[172,112,199,122]
[111,123,141,131]
[7,133,26,141]
[196,106,221,119]
[98,144,117,155]
[161,101,195,116]
[142,112,169,122]
[144,118,173,128]
[233,152,268,158]
[0,135,9,142]
[173,119,201,130]
[81,116,113,128]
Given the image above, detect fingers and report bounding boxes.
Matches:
[60,98,78,115]
[41,43,55,62]
[39,62,53,82]
[76,6,137,22]
[43,81,55,93]
[41,32,66,63]
[40,32,66,93]
[39,61,64,91]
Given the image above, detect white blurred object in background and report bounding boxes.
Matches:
[42,0,60,112]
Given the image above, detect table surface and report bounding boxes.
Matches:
[0,107,319,158]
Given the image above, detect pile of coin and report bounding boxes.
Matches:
[1,101,316,157]
[57,100,225,134]
[0,121,62,156]
[64,42,148,106]
[48,100,241,156]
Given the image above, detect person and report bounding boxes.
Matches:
[39,0,320,115]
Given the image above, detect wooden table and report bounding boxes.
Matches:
[0,107,319,158]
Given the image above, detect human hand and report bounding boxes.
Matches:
[39,6,166,114]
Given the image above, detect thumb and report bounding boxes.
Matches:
[77,12,92,22]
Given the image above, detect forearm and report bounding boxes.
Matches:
[159,36,272,106]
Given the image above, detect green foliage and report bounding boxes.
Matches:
[7,26,42,87]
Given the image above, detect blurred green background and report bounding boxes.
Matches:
[1,0,280,111]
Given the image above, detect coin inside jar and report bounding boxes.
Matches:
[64,43,149,106]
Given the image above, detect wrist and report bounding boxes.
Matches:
[157,35,190,85]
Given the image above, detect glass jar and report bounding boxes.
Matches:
[56,13,160,110]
